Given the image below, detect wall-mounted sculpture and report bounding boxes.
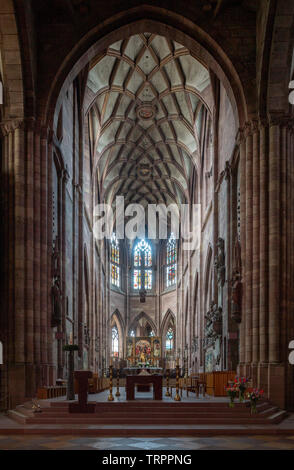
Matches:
[214,237,226,286]
[51,237,62,327]
[230,237,242,323]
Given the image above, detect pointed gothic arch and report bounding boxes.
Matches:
[110,310,124,359]
[160,309,176,336]
[129,311,157,337]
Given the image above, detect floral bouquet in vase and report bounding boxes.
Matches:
[234,376,248,402]
[225,384,238,408]
[246,388,264,414]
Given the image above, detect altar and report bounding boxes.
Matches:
[123,367,163,376]
[126,374,162,400]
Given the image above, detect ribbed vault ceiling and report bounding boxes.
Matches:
[85,33,211,207]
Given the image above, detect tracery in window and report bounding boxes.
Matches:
[111,233,120,287]
[133,239,152,290]
[166,327,174,351]
[166,233,177,287]
[112,325,119,357]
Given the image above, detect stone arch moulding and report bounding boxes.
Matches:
[110,309,124,358]
[129,311,157,336]
[110,309,125,335]
[43,6,248,131]
[160,309,176,337]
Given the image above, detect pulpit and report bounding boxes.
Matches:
[69,370,96,413]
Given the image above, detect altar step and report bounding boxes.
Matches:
[8,399,287,428]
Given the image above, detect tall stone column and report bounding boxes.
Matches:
[1,119,52,405]
[1,120,27,405]
[40,127,49,380]
[238,130,246,367]
[245,123,253,368]
[252,121,260,375]
[259,121,268,366]
[268,120,280,364]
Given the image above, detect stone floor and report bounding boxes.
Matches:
[52,387,227,403]
[0,434,294,450]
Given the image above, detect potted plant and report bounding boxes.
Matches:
[246,388,264,414]
[225,383,238,408]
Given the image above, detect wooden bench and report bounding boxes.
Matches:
[37,386,67,399]
[180,377,207,397]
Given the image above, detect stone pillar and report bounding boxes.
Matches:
[25,119,35,372]
[1,119,53,406]
[1,120,27,406]
[33,129,41,386]
[259,121,268,365]
[245,123,253,367]
[238,130,246,367]
[40,127,49,380]
[268,121,280,364]
[252,121,260,376]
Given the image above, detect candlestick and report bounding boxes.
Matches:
[107,362,114,401]
[174,362,181,401]
[165,368,171,397]
[115,369,120,397]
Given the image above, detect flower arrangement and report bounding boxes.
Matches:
[225,384,238,407]
[234,376,249,402]
[246,388,264,414]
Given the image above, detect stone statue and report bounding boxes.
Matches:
[204,302,223,346]
[51,238,62,327]
[214,237,226,286]
[230,237,242,323]
[51,276,62,327]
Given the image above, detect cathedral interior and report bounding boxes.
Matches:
[1,0,294,450]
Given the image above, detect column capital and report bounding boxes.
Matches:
[0,118,25,137]
[258,117,268,130]
[237,119,259,142]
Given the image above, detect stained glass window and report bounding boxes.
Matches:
[133,239,152,290]
[111,232,119,264]
[111,264,120,287]
[145,270,152,290]
[111,233,120,287]
[133,269,141,290]
[166,233,177,287]
[129,330,135,337]
[166,327,174,350]
[112,325,119,356]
